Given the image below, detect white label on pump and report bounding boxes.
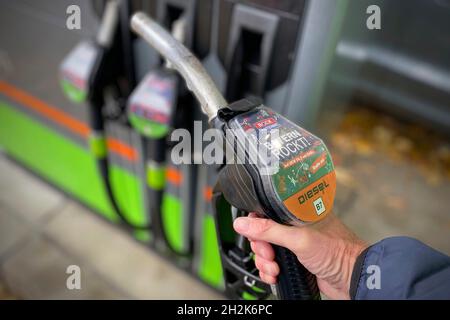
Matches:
[128,71,176,124]
[60,41,98,91]
[313,197,325,216]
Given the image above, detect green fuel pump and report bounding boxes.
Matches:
[60,0,151,231]
[127,13,195,256]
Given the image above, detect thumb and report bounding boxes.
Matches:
[233,217,301,251]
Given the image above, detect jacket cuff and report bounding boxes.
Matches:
[349,245,371,300]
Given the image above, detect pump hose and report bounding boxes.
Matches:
[97,156,152,230]
[96,137,191,257]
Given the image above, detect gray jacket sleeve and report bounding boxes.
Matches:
[350,236,450,299]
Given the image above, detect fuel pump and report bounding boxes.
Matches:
[60,0,150,230]
[127,2,197,256]
[127,68,178,250]
[130,13,337,300]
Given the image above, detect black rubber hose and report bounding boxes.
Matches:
[273,245,321,300]
[98,138,191,257]
[97,157,152,230]
[97,131,192,256]
[87,47,152,230]
[143,138,192,257]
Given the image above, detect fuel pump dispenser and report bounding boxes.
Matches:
[60,0,151,231]
[127,0,197,257]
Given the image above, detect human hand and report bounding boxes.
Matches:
[233,212,368,299]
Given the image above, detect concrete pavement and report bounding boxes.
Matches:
[0,152,222,299]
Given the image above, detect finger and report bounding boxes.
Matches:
[250,240,275,261]
[233,217,301,250]
[259,271,277,285]
[254,255,280,277]
[242,213,258,242]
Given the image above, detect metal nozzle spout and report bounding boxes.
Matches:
[131,12,228,121]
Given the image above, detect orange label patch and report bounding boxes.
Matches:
[283,170,336,223]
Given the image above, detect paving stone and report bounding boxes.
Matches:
[1,236,127,299]
[45,202,223,299]
[0,204,31,257]
[0,280,17,299]
[0,156,65,223]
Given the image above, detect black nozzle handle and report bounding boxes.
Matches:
[273,245,321,300]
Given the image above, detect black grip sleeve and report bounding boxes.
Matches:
[273,245,321,300]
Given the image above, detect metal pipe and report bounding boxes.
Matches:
[131,12,228,120]
[97,0,120,47]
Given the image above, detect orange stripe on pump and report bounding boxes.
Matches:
[106,138,138,162]
[0,80,90,138]
[203,186,213,202]
[0,80,139,163]
[166,167,182,186]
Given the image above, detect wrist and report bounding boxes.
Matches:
[341,240,368,299]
